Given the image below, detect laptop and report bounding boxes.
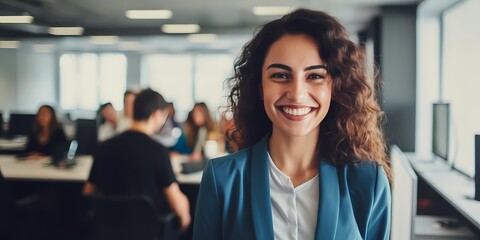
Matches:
[51,140,78,168]
[181,161,206,174]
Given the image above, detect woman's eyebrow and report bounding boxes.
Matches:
[266,63,327,72]
[266,63,292,71]
[305,65,328,71]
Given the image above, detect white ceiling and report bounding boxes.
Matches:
[0,0,419,52]
[1,0,418,35]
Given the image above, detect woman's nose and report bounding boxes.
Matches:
[286,78,307,101]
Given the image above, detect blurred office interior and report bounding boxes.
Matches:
[1,0,480,239]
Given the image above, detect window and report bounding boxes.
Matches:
[143,54,194,121]
[442,0,480,177]
[59,53,127,111]
[194,54,234,117]
[142,53,235,121]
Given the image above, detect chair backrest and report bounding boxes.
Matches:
[86,195,161,240]
[74,119,97,155]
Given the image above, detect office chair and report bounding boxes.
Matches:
[84,195,180,240]
[74,119,98,155]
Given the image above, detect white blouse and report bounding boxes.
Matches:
[268,153,319,240]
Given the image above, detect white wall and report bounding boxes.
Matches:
[16,43,56,111]
[0,49,18,112]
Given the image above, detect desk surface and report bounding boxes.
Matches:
[0,136,27,151]
[0,154,92,182]
[406,153,480,231]
[0,154,202,184]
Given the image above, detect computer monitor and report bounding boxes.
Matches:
[432,103,449,162]
[74,119,98,155]
[0,112,3,137]
[390,145,418,240]
[7,113,36,137]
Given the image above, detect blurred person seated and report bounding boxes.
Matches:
[117,90,136,132]
[152,102,182,148]
[83,88,191,233]
[97,102,121,142]
[173,102,224,161]
[23,105,68,159]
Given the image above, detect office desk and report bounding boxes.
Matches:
[0,154,202,184]
[0,155,92,182]
[0,136,27,154]
[406,153,480,232]
[170,155,203,185]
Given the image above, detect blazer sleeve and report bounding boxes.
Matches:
[366,165,391,240]
[193,160,222,240]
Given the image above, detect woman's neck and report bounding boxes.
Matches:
[268,128,320,186]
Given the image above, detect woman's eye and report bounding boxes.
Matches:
[270,73,288,79]
[307,74,325,80]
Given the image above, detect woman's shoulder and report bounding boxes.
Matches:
[210,148,251,167]
[206,148,252,178]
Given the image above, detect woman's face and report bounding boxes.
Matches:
[262,34,332,138]
[37,107,53,128]
[192,106,206,126]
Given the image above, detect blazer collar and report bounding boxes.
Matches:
[250,134,274,240]
[249,134,341,240]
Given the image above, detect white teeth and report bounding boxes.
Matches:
[282,107,311,116]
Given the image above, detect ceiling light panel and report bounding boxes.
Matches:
[0,15,33,24]
[253,6,293,16]
[49,27,84,36]
[126,10,173,19]
[0,41,20,48]
[90,36,119,44]
[161,24,200,34]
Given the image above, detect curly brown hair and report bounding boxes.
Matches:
[226,8,390,179]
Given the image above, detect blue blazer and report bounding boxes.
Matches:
[193,135,391,240]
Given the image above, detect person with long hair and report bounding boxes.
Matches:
[193,9,391,240]
[174,102,223,160]
[24,105,68,159]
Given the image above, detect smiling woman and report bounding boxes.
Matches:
[193,8,391,240]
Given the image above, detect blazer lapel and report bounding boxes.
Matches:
[250,135,274,240]
[315,160,340,239]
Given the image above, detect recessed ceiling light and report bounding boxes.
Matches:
[33,44,55,52]
[0,41,20,48]
[0,15,33,24]
[118,41,142,51]
[126,10,172,19]
[90,36,119,44]
[49,27,84,36]
[252,6,293,16]
[161,24,200,34]
[187,34,217,42]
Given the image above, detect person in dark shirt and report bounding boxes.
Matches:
[24,105,67,159]
[83,88,191,231]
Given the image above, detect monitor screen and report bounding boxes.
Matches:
[390,145,418,240]
[432,103,449,161]
[8,113,36,137]
[0,112,3,136]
